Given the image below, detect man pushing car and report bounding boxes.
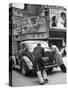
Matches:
[33,43,48,85]
[51,45,66,73]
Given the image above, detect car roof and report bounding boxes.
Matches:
[19,40,48,45]
[19,40,49,48]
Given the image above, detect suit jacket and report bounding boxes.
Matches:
[33,46,45,59]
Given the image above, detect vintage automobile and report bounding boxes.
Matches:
[9,40,58,75]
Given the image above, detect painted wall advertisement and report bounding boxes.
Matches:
[49,8,66,29]
[13,16,49,40]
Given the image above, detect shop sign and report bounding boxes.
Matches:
[13,16,49,34]
[21,16,48,34]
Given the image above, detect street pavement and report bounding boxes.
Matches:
[12,56,67,87]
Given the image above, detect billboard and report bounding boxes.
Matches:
[49,8,66,29]
[21,16,48,34]
[13,16,49,39]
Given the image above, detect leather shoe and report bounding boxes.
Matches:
[44,79,48,83]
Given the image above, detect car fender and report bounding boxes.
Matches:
[22,56,33,70]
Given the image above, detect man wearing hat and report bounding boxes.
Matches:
[33,43,48,85]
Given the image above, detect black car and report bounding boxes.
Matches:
[10,40,58,75]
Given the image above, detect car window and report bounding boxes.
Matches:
[28,42,49,52]
[32,42,49,48]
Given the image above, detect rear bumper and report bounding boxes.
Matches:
[44,64,58,68]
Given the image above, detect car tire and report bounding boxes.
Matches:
[47,67,53,73]
[21,61,29,76]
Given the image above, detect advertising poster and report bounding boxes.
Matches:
[13,16,49,39]
[49,8,66,29]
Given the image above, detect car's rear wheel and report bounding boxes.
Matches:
[47,67,53,74]
[21,61,29,76]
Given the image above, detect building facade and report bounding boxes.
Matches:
[9,4,66,55]
[47,5,66,48]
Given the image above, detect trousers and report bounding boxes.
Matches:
[33,57,45,72]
